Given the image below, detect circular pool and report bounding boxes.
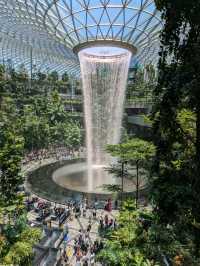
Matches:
[52,162,135,194]
[26,159,146,203]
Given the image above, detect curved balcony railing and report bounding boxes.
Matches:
[61,93,153,107]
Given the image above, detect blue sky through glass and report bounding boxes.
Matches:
[0,0,162,74]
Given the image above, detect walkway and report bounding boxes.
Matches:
[28,207,118,265]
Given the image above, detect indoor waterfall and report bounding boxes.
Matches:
[79,46,132,191]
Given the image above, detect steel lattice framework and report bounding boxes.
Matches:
[0,0,162,75]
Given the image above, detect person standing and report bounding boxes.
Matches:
[114,199,118,210]
[90,251,95,266]
[104,214,109,228]
[99,216,104,230]
[92,208,97,220]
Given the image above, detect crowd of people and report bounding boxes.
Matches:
[99,214,117,231]
[57,198,117,265]
[61,228,104,266]
[26,196,116,265]
[26,195,117,225]
[22,146,86,165]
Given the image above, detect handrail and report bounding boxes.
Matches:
[33,246,49,266]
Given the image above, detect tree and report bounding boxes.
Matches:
[97,199,198,265]
[20,90,82,151]
[0,97,24,204]
[2,227,42,266]
[61,72,69,82]
[22,105,50,150]
[152,0,200,256]
[107,138,155,162]
[106,138,155,207]
[97,200,153,266]
[48,71,59,82]
[0,65,5,80]
[17,64,29,81]
[35,71,47,81]
[127,64,156,104]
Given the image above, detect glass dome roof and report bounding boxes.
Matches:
[0,0,162,75]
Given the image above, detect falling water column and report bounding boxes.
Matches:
[79,47,132,191]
